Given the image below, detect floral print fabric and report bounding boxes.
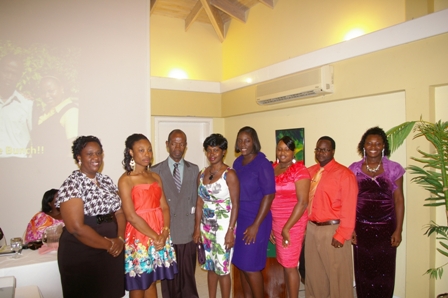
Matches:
[124,183,177,291]
[25,212,64,243]
[198,168,234,275]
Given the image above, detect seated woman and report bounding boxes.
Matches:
[25,189,63,243]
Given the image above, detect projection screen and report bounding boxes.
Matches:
[0,0,150,238]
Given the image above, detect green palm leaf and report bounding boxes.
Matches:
[386,121,416,154]
[390,120,448,279]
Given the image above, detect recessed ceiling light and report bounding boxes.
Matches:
[344,29,365,41]
[168,69,188,79]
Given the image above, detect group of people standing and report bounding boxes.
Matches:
[49,124,404,298]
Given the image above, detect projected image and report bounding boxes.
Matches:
[0,41,79,158]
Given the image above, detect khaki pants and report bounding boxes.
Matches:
[305,221,354,298]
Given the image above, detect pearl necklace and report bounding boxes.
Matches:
[89,176,98,184]
[366,160,381,173]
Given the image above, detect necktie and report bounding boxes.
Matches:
[307,167,324,215]
[173,163,181,192]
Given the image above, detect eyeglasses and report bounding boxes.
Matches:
[314,148,332,153]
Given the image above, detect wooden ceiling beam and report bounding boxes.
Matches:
[258,0,277,9]
[199,0,226,42]
[210,0,248,23]
[150,0,158,14]
[185,1,203,31]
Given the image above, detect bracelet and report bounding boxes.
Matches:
[118,236,125,243]
[228,226,235,231]
[162,226,170,233]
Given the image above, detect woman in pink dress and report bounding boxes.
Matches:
[25,188,64,243]
[270,136,310,297]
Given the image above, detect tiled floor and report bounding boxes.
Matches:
[156,263,356,297]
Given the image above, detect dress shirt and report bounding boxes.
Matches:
[0,90,33,157]
[307,158,358,243]
[168,157,184,183]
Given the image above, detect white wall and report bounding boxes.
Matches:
[0,0,150,240]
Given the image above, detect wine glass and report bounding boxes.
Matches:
[10,237,23,259]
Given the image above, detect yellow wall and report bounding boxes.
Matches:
[222,0,404,79]
[150,15,222,81]
[150,0,405,81]
[149,1,448,295]
[150,33,448,297]
[435,85,448,296]
[151,89,221,117]
[220,33,448,297]
[435,0,448,11]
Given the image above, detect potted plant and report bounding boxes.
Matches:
[387,119,448,279]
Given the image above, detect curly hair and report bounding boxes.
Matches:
[123,133,150,174]
[357,126,390,157]
[235,126,261,154]
[41,189,58,213]
[203,133,228,150]
[72,136,102,162]
[278,136,295,152]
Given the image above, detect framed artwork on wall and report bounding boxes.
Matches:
[275,128,305,164]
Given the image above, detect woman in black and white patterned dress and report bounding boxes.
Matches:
[56,136,125,298]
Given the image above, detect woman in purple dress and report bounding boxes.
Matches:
[232,126,275,298]
[349,127,405,298]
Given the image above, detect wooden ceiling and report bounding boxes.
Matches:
[150,0,277,42]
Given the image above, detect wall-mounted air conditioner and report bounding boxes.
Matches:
[256,65,334,105]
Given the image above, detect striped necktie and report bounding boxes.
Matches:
[307,167,324,215]
[173,163,181,192]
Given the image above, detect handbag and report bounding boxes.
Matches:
[197,242,206,265]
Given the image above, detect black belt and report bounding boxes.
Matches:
[310,219,340,226]
[96,213,115,224]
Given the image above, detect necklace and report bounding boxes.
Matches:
[366,160,381,173]
[208,166,220,180]
[89,176,98,184]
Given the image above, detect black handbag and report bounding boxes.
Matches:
[197,242,206,265]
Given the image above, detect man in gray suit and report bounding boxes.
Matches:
[152,129,199,298]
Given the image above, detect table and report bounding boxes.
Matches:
[0,249,62,298]
[15,286,43,298]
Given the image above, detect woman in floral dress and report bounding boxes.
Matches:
[193,133,239,298]
[118,134,177,298]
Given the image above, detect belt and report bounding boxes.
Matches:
[310,219,340,226]
[96,213,115,224]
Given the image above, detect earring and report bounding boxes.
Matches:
[130,158,135,171]
[382,149,384,158]
[276,159,279,163]
[363,148,366,159]
[78,160,81,166]
[292,158,296,164]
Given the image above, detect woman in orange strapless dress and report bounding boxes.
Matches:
[118,134,177,298]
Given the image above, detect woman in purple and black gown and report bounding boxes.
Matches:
[349,127,405,298]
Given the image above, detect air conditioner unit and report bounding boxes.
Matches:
[256,65,334,105]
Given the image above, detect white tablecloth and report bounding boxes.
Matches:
[0,249,62,298]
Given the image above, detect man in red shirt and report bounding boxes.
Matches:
[305,136,358,298]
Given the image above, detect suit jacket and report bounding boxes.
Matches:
[152,158,199,244]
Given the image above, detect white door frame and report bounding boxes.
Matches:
[153,116,213,169]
